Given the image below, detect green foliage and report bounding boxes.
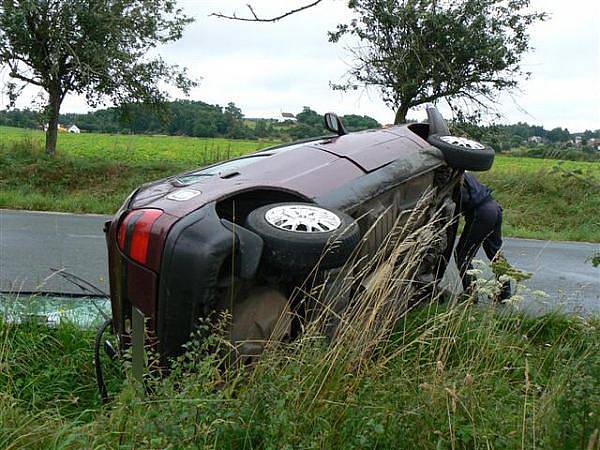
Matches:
[1,307,598,448]
[0,320,123,420]
[506,146,600,162]
[589,252,600,268]
[329,0,546,123]
[478,156,600,242]
[553,352,600,448]
[0,103,382,140]
[0,0,195,154]
[342,113,381,131]
[296,106,324,128]
[491,254,532,282]
[0,108,41,129]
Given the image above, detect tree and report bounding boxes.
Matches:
[341,114,380,131]
[0,0,195,156]
[547,127,570,143]
[296,106,323,128]
[254,119,268,138]
[329,0,546,124]
[289,122,322,140]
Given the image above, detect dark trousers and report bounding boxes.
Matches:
[455,199,503,290]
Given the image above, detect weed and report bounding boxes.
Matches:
[1,196,598,448]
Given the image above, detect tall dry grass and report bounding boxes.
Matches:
[1,192,598,449]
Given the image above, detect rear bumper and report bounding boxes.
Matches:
[108,202,263,358]
[156,203,236,357]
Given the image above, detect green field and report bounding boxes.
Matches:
[1,125,599,241]
[0,125,276,163]
[478,157,600,242]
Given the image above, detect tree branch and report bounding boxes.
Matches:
[210,1,323,22]
[6,60,45,87]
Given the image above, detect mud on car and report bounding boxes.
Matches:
[104,106,494,365]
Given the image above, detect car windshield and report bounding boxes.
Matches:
[173,155,270,185]
[173,140,323,186]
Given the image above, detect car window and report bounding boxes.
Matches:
[174,141,318,186]
[174,155,270,185]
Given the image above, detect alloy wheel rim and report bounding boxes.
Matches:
[439,135,486,150]
[265,205,342,233]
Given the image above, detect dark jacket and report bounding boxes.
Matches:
[461,172,493,213]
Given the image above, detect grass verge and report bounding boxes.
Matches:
[1,307,598,449]
[1,198,599,449]
[1,126,599,241]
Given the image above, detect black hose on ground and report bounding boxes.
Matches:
[95,318,112,404]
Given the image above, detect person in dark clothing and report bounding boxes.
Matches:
[455,172,512,300]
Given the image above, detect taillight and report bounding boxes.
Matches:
[118,209,163,267]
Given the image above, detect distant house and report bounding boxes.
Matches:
[528,136,543,144]
[588,138,600,151]
[41,123,81,133]
[280,112,297,122]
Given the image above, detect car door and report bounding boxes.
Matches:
[310,127,427,172]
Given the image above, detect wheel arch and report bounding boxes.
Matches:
[215,188,313,226]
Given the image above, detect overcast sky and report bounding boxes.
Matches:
[3,0,599,131]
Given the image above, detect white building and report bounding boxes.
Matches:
[67,124,81,133]
[280,112,297,122]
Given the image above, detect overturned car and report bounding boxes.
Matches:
[104,106,494,365]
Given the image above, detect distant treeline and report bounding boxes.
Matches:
[457,122,600,150]
[1,102,598,148]
[0,101,381,140]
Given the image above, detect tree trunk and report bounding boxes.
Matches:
[45,91,61,157]
[394,104,409,125]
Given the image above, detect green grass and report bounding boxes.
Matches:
[0,125,275,164]
[478,157,600,242]
[1,307,598,449]
[1,125,599,241]
[1,200,598,449]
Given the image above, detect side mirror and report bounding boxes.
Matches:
[324,112,348,136]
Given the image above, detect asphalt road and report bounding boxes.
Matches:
[1,209,599,315]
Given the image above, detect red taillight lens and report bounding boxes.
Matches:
[118,209,163,267]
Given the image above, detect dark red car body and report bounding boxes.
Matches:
[106,121,467,358]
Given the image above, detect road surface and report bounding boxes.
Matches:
[1,209,598,315]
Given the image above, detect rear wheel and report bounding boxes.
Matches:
[245,203,361,273]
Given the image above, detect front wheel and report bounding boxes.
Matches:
[428,134,495,171]
[244,203,361,273]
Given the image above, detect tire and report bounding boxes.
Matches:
[427,134,495,171]
[244,203,361,272]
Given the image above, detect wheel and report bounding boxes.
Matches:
[214,286,292,364]
[227,287,292,362]
[244,203,361,272]
[428,134,495,171]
